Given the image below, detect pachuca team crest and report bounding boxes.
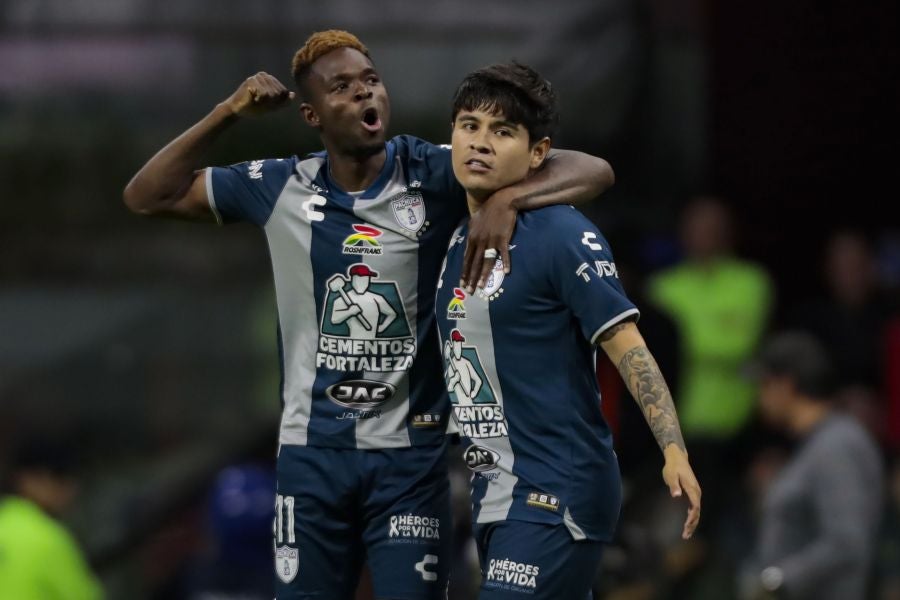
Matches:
[443,329,508,439]
[389,187,429,235]
[275,546,299,584]
[478,258,506,299]
[317,263,416,373]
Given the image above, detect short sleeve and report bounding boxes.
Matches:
[548,210,639,344]
[205,157,295,226]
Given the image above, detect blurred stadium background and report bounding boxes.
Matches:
[1,0,898,598]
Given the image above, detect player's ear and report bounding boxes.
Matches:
[300,102,320,128]
[529,137,551,170]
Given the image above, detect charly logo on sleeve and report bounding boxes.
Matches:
[442,329,508,439]
[318,264,416,372]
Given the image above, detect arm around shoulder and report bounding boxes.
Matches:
[506,149,614,211]
[538,149,614,206]
[460,149,614,290]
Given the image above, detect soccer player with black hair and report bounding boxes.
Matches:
[435,62,701,599]
[124,30,613,600]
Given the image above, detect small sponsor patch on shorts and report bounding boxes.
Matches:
[526,491,560,512]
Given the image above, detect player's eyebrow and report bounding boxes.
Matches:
[457,112,518,131]
[328,67,378,83]
[489,118,518,130]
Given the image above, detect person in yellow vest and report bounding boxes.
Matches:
[0,437,103,599]
[649,196,772,441]
[647,196,772,560]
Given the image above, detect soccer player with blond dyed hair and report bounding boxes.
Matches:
[124,29,613,598]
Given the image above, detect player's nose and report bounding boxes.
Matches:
[469,138,490,153]
[353,81,373,101]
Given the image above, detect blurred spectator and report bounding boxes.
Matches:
[790,231,894,392]
[646,196,772,590]
[0,436,103,599]
[648,196,773,442]
[181,464,276,600]
[886,318,900,451]
[875,458,900,600]
[744,332,883,600]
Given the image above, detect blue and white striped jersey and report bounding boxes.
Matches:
[435,205,639,541]
[207,136,466,449]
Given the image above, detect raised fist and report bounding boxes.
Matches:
[224,72,294,117]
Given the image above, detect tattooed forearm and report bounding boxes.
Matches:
[597,322,630,343]
[617,346,686,453]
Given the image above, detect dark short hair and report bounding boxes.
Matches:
[747,331,835,398]
[451,61,559,144]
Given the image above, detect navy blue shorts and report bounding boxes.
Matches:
[274,444,451,600]
[473,520,603,600]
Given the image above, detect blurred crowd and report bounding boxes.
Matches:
[2,195,899,600]
[581,197,900,600]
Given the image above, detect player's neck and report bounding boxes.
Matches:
[465,191,489,216]
[327,146,387,193]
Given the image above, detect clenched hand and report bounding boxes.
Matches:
[225,72,294,118]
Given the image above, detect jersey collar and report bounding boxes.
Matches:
[310,140,397,202]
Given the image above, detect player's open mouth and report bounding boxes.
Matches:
[465,158,491,173]
[361,108,382,133]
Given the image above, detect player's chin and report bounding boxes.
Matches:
[457,176,495,198]
[352,134,386,158]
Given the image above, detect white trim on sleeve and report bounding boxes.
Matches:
[589,308,641,345]
[205,168,223,226]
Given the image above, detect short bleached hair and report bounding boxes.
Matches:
[291,30,370,96]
